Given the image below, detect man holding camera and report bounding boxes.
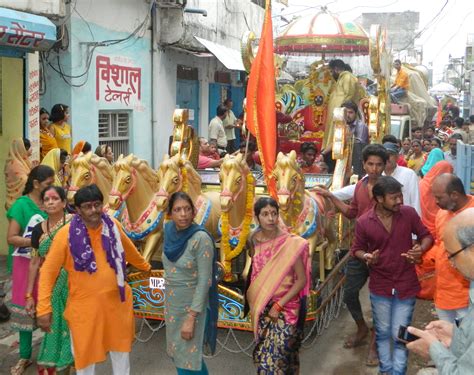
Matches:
[351,176,433,375]
[407,208,474,374]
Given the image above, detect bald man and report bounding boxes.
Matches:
[430,174,474,323]
[407,208,474,374]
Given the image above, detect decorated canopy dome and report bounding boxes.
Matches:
[275,9,369,56]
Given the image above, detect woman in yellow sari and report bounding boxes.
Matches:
[4,138,32,210]
[41,148,69,188]
[50,104,72,154]
[39,108,57,160]
[406,139,426,174]
[247,197,311,374]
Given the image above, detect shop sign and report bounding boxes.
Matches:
[0,8,56,51]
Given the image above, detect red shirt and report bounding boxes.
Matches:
[351,205,432,299]
[198,154,214,169]
[397,154,407,167]
[346,176,376,219]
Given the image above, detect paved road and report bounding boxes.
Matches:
[0,286,393,375]
[1,260,432,375]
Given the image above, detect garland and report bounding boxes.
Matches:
[220,172,255,279]
[180,165,188,193]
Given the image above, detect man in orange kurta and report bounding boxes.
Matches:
[390,59,409,103]
[431,174,474,323]
[36,185,151,374]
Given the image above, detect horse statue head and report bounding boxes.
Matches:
[273,150,338,274]
[218,153,255,282]
[219,153,252,213]
[68,152,113,204]
[109,154,159,211]
[272,150,305,214]
[156,153,202,212]
[109,154,163,262]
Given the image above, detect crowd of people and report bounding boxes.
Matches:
[2,84,474,374]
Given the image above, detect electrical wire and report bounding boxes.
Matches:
[73,2,95,41]
[432,10,474,61]
[44,0,155,88]
[337,0,398,14]
[275,0,398,19]
[398,0,450,51]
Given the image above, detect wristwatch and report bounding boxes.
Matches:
[363,253,370,261]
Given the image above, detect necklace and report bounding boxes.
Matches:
[47,213,66,240]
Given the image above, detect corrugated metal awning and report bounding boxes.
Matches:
[194,36,245,71]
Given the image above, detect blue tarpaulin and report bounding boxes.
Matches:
[0,7,56,52]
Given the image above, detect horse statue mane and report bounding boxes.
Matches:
[68,152,113,204]
[156,153,203,209]
[156,152,220,241]
[114,153,159,192]
[110,153,162,262]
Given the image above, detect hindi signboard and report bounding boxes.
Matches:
[96,55,142,106]
[26,52,40,163]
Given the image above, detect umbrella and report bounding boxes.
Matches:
[429,82,458,95]
[275,8,369,56]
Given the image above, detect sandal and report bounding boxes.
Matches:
[10,359,32,375]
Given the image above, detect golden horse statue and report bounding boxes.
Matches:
[218,153,256,282]
[155,153,221,239]
[273,150,337,280]
[109,154,163,262]
[67,152,119,215]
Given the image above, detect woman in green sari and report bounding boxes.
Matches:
[25,186,73,374]
[7,165,55,375]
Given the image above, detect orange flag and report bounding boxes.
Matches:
[246,0,277,198]
[436,100,442,128]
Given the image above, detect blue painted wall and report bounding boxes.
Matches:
[42,16,152,162]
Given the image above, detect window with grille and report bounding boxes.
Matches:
[98,111,130,158]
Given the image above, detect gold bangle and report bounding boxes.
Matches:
[25,293,33,300]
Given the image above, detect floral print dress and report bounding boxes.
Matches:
[163,231,214,371]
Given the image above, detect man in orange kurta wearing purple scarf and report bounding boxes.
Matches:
[37,185,151,374]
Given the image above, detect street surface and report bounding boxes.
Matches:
[0,275,434,375]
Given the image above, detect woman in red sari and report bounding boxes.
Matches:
[247,197,311,374]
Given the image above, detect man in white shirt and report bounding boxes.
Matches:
[332,142,421,215]
[222,99,239,154]
[382,142,421,215]
[208,104,228,155]
[444,134,462,174]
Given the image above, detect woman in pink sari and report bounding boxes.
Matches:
[247,197,311,374]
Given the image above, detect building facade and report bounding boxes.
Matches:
[0,1,59,254]
[1,0,264,254]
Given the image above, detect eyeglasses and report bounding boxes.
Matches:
[447,243,473,260]
[79,201,103,211]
